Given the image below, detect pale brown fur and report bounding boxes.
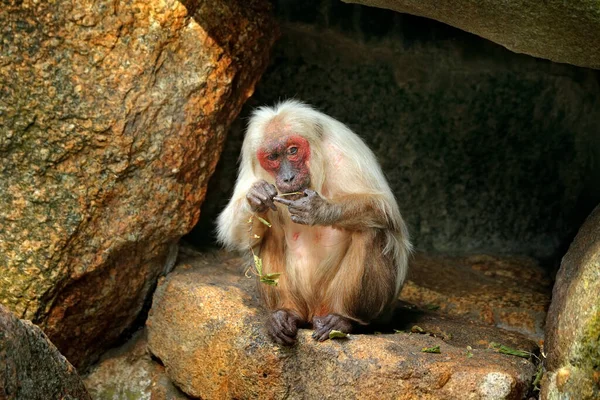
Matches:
[217,100,411,338]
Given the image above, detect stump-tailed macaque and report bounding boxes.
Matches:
[217,101,411,345]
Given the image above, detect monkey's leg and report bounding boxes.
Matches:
[264,284,309,345]
[313,230,396,341]
[259,231,309,346]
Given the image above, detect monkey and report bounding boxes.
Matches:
[217,100,411,345]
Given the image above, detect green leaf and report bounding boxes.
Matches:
[259,272,280,286]
[259,277,279,286]
[262,273,281,280]
[421,345,441,354]
[411,325,425,333]
[253,254,263,275]
[393,329,405,333]
[329,330,349,339]
[489,342,530,358]
[532,362,543,391]
[426,304,440,311]
[257,216,272,227]
[466,345,473,358]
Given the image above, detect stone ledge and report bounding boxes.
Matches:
[146,249,539,399]
[402,253,551,341]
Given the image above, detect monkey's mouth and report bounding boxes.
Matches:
[275,177,310,198]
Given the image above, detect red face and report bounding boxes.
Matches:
[257,135,311,193]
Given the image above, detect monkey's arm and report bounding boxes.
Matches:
[274,190,391,231]
[216,180,277,251]
[328,193,391,230]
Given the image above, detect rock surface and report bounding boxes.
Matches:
[543,205,600,399]
[343,0,600,69]
[0,0,276,368]
[190,0,600,261]
[0,305,90,400]
[402,254,551,341]
[83,329,188,400]
[147,249,539,399]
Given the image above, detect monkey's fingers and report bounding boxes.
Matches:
[262,181,278,198]
[312,314,352,342]
[267,323,296,346]
[290,214,310,225]
[282,316,299,336]
[247,194,266,211]
[273,196,294,206]
[276,332,296,346]
[259,182,278,210]
[271,311,298,337]
[313,326,332,342]
[318,314,335,326]
[264,197,277,211]
[251,191,276,211]
[246,194,262,208]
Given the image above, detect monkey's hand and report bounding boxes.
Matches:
[267,309,301,346]
[273,189,341,226]
[246,180,278,212]
[312,314,353,342]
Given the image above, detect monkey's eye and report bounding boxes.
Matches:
[267,153,278,161]
[288,147,298,155]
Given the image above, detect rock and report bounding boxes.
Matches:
[147,249,539,399]
[0,305,90,400]
[83,329,189,400]
[0,0,277,368]
[401,254,551,340]
[543,205,600,399]
[342,0,600,69]
[189,1,600,261]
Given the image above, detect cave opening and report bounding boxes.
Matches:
[186,0,600,269]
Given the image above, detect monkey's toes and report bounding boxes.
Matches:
[267,309,300,346]
[312,314,353,342]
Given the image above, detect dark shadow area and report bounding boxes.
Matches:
[185,0,600,269]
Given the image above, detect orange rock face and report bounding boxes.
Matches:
[401,254,552,340]
[0,0,277,368]
[147,249,539,400]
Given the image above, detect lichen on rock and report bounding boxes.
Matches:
[543,205,600,399]
[0,305,91,400]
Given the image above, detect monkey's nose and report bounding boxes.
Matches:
[283,174,296,183]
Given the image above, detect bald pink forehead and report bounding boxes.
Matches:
[263,116,294,137]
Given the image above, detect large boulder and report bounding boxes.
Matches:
[342,0,600,69]
[0,305,90,400]
[0,0,276,368]
[83,330,188,400]
[147,249,539,399]
[543,205,600,399]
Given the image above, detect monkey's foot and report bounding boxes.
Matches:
[312,314,353,342]
[267,309,301,346]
